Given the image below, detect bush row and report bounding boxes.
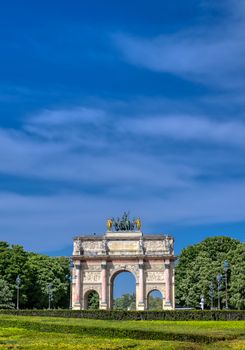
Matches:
[0,308,244,320]
[0,318,237,343]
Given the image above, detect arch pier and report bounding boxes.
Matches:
[72,226,175,310]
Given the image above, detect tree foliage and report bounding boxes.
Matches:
[87,291,100,309]
[114,293,136,310]
[0,278,14,309]
[175,236,245,309]
[148,295,162,310]
[0,241,70,309]
[1,236,244,310]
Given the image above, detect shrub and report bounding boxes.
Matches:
[0,309,244,321]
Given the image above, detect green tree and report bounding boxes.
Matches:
[114,293,136,310]
[26,253,69,309]
[87,291,99,309]
[148,295,162,310]
[175,236,244,309]
[0,241,70,309]
[0,278,14,309]
[0,242,31,307]
[228,243,245,309]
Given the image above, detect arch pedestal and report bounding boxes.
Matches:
[72,231,175,310]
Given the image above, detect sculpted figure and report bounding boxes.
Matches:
[107,218,113,231]
[135,217,141,231]
[110,213,141,232]
[130,219,135,231]
[114,217,120,231]
[125,218,130,230]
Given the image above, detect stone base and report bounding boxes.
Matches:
[100,302,108,310]
[164,301,172,310]
[72,303,81,310]
[137,302,145,311]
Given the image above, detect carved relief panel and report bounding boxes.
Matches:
[144,240,164,254]
[108,241,138,254]
[146,271,165,282]
[144,239,173,255]
[83,271,101,283]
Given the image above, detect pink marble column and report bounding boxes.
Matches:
[139,265,144,303]
[101,263,107,305]
[75,262,81,306]
[164,260,171,306]
[138,262,145,310]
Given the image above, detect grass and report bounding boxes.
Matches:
[0,315,244,350]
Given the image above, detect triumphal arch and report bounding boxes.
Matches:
[71,213,175,310]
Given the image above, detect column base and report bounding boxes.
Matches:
[164,300,172,309]
[72,303,82,310]
[137,302,145,311]
[100,302,108,310]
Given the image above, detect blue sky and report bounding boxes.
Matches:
[0,0,245,257]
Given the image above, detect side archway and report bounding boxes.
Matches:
[84,290,100,309]
[147,289,164,310]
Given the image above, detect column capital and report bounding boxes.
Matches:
[164,263,170,269]
[101,263,107,269]
[139,263,144,269]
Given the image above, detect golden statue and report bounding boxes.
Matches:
[135,217,141,231]
[107,218,113,231]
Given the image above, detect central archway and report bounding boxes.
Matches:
[110,270,136,310]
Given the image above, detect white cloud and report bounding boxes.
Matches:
[0,137,193,190]
[0,105,244,192]
[1,178,245,251]
[114,0,245,87]
[119,115,245,147]
[28,107,105,126]
[0,110,198,189]
[1,102,245,251]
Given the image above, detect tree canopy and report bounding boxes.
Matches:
[113,293,136,310]
[175,236,245,309]
[0,278,14,309]
[0,241,70,309]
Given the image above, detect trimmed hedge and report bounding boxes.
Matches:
[0,309,244,320]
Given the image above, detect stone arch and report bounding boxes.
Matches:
[110,268,138,285]
[83,289,100,309]
[72,230,175,310]
[109,269,137,310]
[147,288,164,310]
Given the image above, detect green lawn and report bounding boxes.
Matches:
[0,315,244,350]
